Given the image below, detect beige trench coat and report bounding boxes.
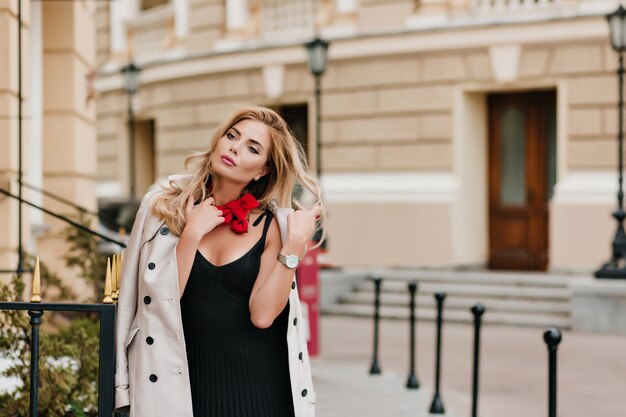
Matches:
[115,189,316,417]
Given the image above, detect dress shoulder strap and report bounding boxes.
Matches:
[252,209,274,233]
[251,209,274,249]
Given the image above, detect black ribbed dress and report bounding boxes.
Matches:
[180,211,295,417]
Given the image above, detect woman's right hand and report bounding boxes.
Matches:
[182,194,225,241]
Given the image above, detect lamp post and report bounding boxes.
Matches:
[120,62,141,201]
[305,37,329,179]
[597,6,626,278]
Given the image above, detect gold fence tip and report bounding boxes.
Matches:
[103,257,113,304]
[119,226,126,239]
[115,251,122,297]
[111,254,119,301]
[30,256,41,303]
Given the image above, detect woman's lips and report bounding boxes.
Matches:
[221,155,236,166]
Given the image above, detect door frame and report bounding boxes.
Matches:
[452,82,565,270]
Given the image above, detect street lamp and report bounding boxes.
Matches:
[120,62,141,201]
[305,37,329,179]
[596,5,626,278]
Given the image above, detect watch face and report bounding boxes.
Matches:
[286,255,299,269]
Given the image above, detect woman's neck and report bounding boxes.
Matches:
[211,184,245,206]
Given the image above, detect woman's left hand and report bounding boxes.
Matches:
[285,203,320,248]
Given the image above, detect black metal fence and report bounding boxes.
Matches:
[366,276,562,417]
[0,302,116,417]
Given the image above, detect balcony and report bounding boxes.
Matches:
[260,0,320,41]
[470,0,571,20]
[125,3,176,63]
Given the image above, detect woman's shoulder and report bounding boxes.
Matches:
[139,189,161,210]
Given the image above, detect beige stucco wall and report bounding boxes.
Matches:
[0,0,98,293]
[325,201,454,267]
[37,1,97,297]
[0,0,30,273]
[94,7,622,270]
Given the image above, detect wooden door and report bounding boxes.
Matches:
[488,91,556,271]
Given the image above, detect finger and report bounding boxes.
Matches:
[311,202,321,216]
[287,211,295,229]
[204,197,215,206]
[186,194,194,213]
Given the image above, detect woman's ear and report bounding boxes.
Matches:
[255,167,269,181]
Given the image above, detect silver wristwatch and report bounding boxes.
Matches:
[277,253,300,269]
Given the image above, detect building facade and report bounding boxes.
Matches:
[95,0,621,272]
[0,0,98,280]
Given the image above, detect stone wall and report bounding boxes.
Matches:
[94,10,620,269]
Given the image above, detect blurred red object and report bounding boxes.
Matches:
[296,243,320,357]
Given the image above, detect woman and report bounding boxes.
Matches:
[114,106,323,417]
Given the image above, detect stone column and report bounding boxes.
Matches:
[215,0,251,50]
[335,0,358,14]
[0,0,30,273]
[28,0,44,238]
[40,1,97,290]
[109,0,137,57]
[0,2,26,272]
[225,0,250,37]
[174,0,189,40]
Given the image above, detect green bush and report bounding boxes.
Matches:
[0,212,112,417]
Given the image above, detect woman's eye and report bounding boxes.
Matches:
[226,132,236,140]
[248,146,259,155]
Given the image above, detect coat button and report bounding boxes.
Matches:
[301,389,308,397]
[146,336,154,345]
[291,281,296,289]
[160,226,169,235]
[299,352,303,361]
[143,296,151,305]
[293,318,297,326]
[149,374,158,383]
[148,262,156,270]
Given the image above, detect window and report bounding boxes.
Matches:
[277,104,309,160]
[134,119,156,196]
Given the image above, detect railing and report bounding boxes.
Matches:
[473,0,561,14]
[126,3,176,63]
[261,0,319,40]
[0,186,126,249]
[3,177,128,232]
[0,302,116,417]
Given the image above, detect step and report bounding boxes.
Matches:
[322,304,571,329]
[338,292,570,315]
[343,269,574,288]
[352,281,570,301]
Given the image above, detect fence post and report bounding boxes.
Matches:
[406,281,419,389]
[28,309,44,417]
[429,292,446,414]
[369,276,383,375]
[543,327,562,417]
[470,304,485,417]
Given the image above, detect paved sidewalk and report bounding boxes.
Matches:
[312,316,626,417]
[312,361,461,417]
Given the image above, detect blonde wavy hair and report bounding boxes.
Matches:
[150,105,325,243]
